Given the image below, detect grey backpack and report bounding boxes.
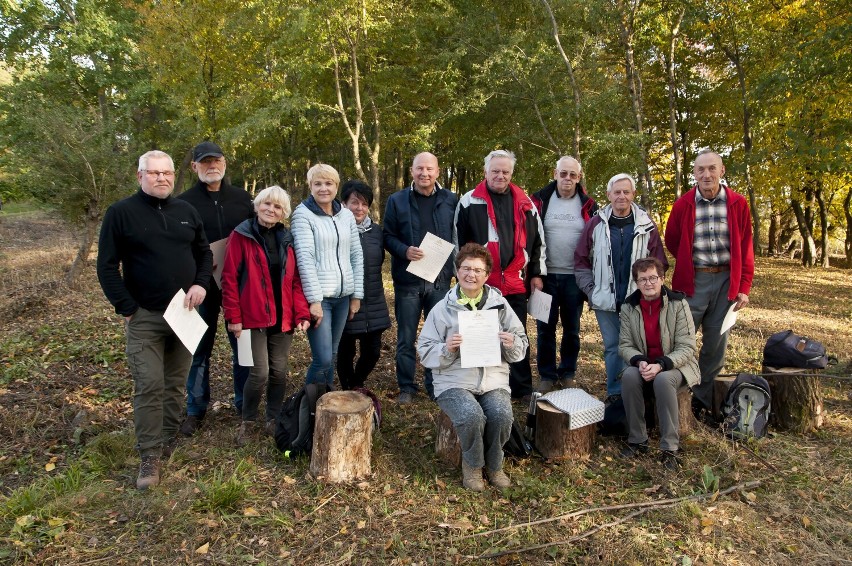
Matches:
[722,374,771,439]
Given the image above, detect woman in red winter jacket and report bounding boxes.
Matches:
[221,186,311,446]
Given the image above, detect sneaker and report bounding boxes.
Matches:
[137,456,160,490]
[162,436,179,460]
[461,462,485,492]
[537,380,556,394]
[397,391,414,404]
[660,450,681,471]
[619,441,649,459]
[486,469,511,489]
[179,414,204,437]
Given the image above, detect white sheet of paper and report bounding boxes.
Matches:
[720,303,738,335]
[236,329,253,366]
[405,232,455,283]
[210,238,228,288]
[527,288,553,323]
[163,289,209,355]
[457,309,502,368]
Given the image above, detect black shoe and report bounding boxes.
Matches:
[605,394,622,407]
[179,414,204,437]
[619,441,649,459]
[660,450,681,470]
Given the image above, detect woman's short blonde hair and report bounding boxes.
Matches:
[253,185,292,218]
[306,163,340,188]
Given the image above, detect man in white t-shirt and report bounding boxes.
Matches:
[530,156,598,393]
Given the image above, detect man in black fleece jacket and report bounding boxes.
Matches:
[177,141,253,435]
[97,150,212,490]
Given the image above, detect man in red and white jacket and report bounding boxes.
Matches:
[665,150,754,414]
[454,150,546,400]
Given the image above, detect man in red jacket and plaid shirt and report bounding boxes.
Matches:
[664,150,754,417]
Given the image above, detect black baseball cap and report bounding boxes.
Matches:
[192,141,224,161]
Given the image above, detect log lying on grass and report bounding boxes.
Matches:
[310,391,373,482]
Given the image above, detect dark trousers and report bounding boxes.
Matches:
[394,281,447,397]
[505,293,533,397]
[536,274,583,382]
[185,284,250,415]
[337,329,385,390]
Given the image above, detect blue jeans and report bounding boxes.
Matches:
[306,296,350,385]
[185,286,250,416]
[536,274,583,382]
[594,309,625,397]
[394,282,447,397]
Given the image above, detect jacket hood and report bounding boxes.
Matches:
[445,284,506,312]
[234,217,293,246]
[598,202,655,232]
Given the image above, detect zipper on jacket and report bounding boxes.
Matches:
[157,202,167,230]
[333,215,344,297]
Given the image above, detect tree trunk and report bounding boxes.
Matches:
[767,204,781,255]
[791,198,817,267]
[665,9,685,199]
[539,0,582,157]
[618,0,653,211]
[814,182,830,267]
[65,200,100,288]
[844,187,852,267]
[310,391,373,482]
[764,367,824,434]
[534,403,596,459]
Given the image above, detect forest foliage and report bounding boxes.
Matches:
[1,0,850,267]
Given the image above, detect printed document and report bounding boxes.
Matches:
[457,309,501,368]
[405,232,455,283]
[163,289,208,355]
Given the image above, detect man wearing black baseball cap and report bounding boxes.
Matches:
[178,141,254,436]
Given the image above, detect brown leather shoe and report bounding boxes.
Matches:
[136,456,160,490]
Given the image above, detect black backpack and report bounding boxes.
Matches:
[763,330,829,369]
[503,418,533,458]
[274,383,331,458]
[722,374,771,439]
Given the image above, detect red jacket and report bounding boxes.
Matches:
[664,186,754,300]
[221,219,311,331]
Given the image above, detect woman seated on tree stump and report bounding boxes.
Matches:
[416,243,528,491]
[618,257,700,470]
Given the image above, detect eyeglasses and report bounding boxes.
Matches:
[142,170,175,178]
[459,266,487,276]
[637,275,660,285]
[557,170,580,180]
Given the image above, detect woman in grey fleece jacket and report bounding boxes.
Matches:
[291,164,364,386]
[417,243,528,492]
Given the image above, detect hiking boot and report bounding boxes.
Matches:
[179,414,204,437]
[619,441,649,459]
[486,468,511,489]
[137,456,160,490]
[660,450,681,471]
[461,462,485,492]
[235,421,255,447]
[264,419,276,437]
[162,435,179,460]
[397,391,414,404]
[537,380,556,394]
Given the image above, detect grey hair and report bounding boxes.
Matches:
[138,150,174,172]
[254,185,292,218]
[484,150,517,173]
[555,156,582,172]
[606,173,636,193]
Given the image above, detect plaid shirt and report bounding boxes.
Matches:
[692,186,731,267]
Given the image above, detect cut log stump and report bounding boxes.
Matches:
[713,376,737,420]
[310,391,373,482]
[675,387,698,436]
[763,366,824,434]
[534,402,595,459]
[435,410,462,468]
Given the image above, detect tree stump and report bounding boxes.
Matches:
[310,391,373,482]
[648,387,697,437]
[534,402,595,459]
[763,366,824,434]
[435,410,462,468]
[713,376,737,420]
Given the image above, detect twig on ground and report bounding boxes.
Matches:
[731,439,780,473]
[478,508,650,559]
[297,491,339,523]
[461,480,762,540]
